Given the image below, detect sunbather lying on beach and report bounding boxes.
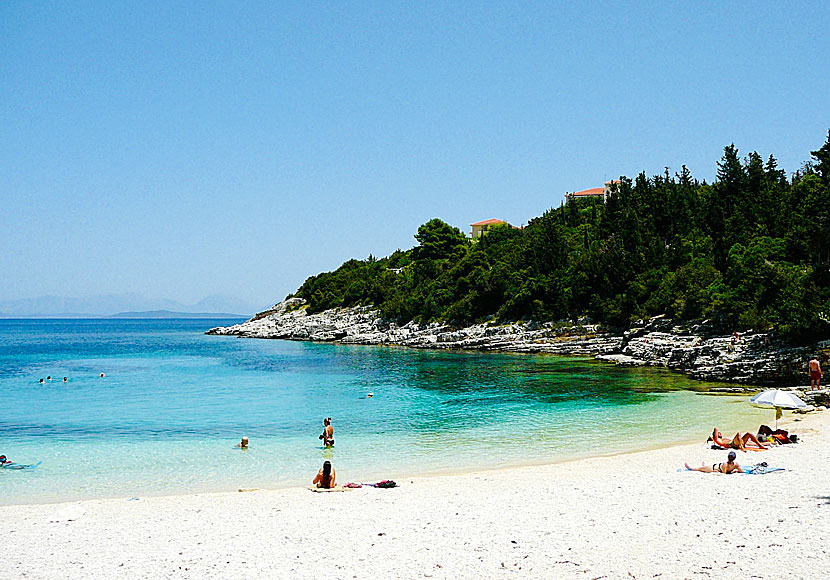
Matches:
[708,428,770,451]
[757,425,796,444]
[685,450,743,474]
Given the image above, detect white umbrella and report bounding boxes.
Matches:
[750,389,807,429]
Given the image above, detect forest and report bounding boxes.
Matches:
[293,132,830,343]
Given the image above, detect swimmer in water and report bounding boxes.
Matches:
[100,373,105,378]
[63,377,68,383]
[236,437,249,449]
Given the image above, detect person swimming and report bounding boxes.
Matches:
[685,450,743,474]
[313,460,336,489]
[0,455,10,466]
[236,436,249,449]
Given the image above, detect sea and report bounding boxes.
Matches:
[0,318,770,505]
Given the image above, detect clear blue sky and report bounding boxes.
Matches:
[2,1,828,310]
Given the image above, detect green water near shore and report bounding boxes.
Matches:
[0,319,770,504]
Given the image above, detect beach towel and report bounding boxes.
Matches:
[309,486,349,493]
[742,463,785,475]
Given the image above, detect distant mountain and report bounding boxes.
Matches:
[107,310,248,319]
[0,293,258,318]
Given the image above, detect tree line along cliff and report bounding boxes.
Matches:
[292,132,830,344]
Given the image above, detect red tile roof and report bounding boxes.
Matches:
[570,187,605,197]
[470,218,506,226]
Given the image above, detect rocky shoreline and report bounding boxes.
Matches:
[208,298,830,402]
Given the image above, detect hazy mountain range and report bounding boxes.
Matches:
[0,293,261,318]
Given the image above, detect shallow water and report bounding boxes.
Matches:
[0,319,769,504]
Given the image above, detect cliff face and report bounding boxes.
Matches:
[208,299,828,389]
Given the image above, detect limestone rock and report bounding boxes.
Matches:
[207,301,825,388]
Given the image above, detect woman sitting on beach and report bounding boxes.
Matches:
[313,460,336,489]
[708,428,770,451]
[685,450,743,474]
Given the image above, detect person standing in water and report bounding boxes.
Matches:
[319,417,334,447]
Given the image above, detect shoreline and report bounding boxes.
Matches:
[1,390,779,508]
[2,382,813,508]
[2,412,827,579]
[1,408,811,509]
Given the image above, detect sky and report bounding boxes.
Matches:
[2,1,829,312]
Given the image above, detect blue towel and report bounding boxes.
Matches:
[742,464,785,475]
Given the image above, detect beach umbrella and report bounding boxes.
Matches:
[750,389,807,429]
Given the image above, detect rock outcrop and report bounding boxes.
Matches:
[208,299,827,387]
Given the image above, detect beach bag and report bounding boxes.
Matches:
[376,480,397,488]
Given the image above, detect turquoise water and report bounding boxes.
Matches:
[0,319,769,505]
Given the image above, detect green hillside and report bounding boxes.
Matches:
[293,132,830,343]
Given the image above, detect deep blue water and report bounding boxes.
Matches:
[0,319,767,504]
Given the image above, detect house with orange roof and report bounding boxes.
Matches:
[565,180,620,203]
[470,218,507,239]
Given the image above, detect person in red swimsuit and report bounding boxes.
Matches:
[809,357,822,390]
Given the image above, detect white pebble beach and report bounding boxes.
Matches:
[2,412,828,580]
